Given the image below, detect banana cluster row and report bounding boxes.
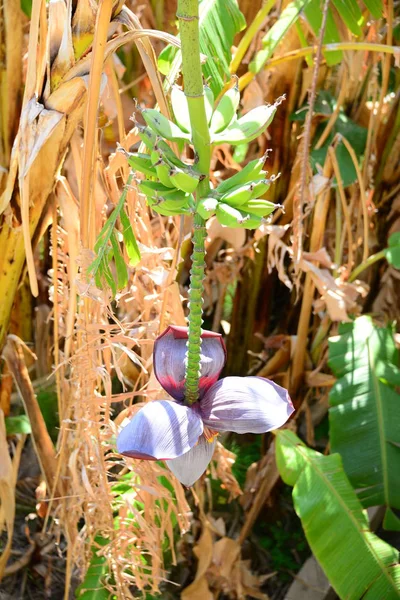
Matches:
[197,155,281,229]
[121,83,283,222]
[137,84,283,146]
[122,124,200,216]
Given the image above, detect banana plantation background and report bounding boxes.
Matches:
[1,0,400,598]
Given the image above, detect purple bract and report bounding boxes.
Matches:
[117,326,294,486]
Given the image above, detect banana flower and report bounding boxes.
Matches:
[117,326,294,486]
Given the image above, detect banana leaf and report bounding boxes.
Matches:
[276,430,400,600]
[328,316,400,524]
[159,0,246,96]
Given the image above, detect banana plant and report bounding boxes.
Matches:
[114,0,293,486]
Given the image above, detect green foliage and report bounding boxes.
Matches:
[250,0,312,74]
[292,91,367,187]
[88,175,141,296]
[159,0,246,97]
[276,430,400,600]
[75,538,112,600]
[227,436,261,488]
[385,232,400,268]
[328,316,400,522]
[5,414,31,435]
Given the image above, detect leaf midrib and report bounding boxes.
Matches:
[290,437,399,595]
[367,336,390,507]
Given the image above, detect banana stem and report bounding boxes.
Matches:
[177,0,211,404]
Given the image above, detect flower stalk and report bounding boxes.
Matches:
[177,0,211,404]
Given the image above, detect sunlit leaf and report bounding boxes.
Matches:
[328,316,400,524]
[385,232,400,268]
[276,430,400,600]
[250,0,312,74]
[120,207,141,266]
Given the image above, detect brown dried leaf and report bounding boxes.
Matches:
[210,442,242,500]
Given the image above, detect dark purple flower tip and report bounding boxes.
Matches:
[200,376,294,434]
[153,326,227,401]
[167,435,216,486]
[116,399,203,460]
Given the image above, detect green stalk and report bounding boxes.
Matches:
[177,0,211,404]
[348,250,386,283]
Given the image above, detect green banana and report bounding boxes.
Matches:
[141,108,191,142]
[150,203,190,217]
[215,202,245,227]
[215,202,265,229]
[219,181,262,207]
[171,86,191,133]
[120,151,157,179]
[196,197,219,219]
[210,81,240,134]
[150,150,174,188]
[241,198,277,217]
[204,85,214,124]
[144,187,193,211]
[211,98,283,145]
[249,178,271,199]
[137,179,174,198]
[154,139,187,170]
[216,153,268,195]
[137,124,157,150]
[235,211,263,229]
[169,167,200,194]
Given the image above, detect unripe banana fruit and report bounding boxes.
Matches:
[216,153,269,195]
[210,81,240,134]
[249,179,271,199]
[215,202,245,227]
[141,108,190,142]
[219,181,261,207]
[169,167,200,194]
[137,124,157,150]
[119,149,157,179]
[150,150,174,188]
[242,198,277,217]
[196,197,219,219]
[211,96,284,146]
[171,86,191,133]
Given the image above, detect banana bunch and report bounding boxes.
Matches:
[119,123,201,217]
[196,154,282,229]
[134,83,283,148]
[121,83,284,222]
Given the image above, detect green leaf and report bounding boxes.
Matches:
[385,232,400,268]
[363,0,384,18]
[331,0,362,36]
[120,207,141,266]
[88,174,140,296]
[304,3,342,65]
[250,0,312,74]
[158,44,178,76]
[75,538,111,599]
[328,316,400,514]
[20,0,32,17]
[5,415,31,435]
[276,430,400,600]
[159,0,246,97]
[310,110,367,187]
[110,231,128,290]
